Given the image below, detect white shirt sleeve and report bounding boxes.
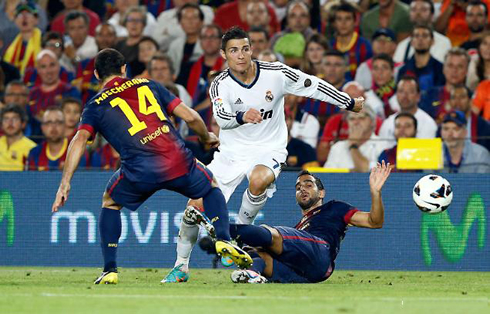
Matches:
[278,63,355,110]
[209,77,243,130]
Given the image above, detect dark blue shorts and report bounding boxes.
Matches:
[106,159,214,211]
[269,226,332,283]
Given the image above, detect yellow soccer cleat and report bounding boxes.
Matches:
[94,271,118,284]
[215,240,253,269]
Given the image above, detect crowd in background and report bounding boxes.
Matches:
[0,0,489,173]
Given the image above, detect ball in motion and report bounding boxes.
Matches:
[413,175,453,214]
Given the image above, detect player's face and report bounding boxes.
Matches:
[409,1,432,25]
[62,103,82,129]
[1,112,24,137]
[372,59,393,87]
[394,116,416,139]
[334,11,355,37]
[295,175,324,210]
[441,122,467,148]
[450,87,471,113]
[66,17,88,47]
[443,55,468,85]
[37,55,61,86]
[222,38,253,73]
[306,42,325,65]
[41,111,66,143]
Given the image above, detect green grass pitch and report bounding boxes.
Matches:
[0,267,489,314]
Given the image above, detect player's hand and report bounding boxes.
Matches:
[243,108,263,124]
[202,132,220,150]
[352,97,364,113]
[369,161,391,194]
[52,183,70,213]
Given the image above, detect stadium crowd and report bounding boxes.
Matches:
[0,0,489,173]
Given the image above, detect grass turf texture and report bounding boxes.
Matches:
[0,267,489,314]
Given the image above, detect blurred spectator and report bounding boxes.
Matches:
[0,104,36,171]
[397,25,445,93]
[148,53,193,109]
[379,76,437,144]
[324,106,389,172]
[257,50,279,62]
[271,1,313,66]
[284,95,320,148]
[472,79,490,121]
[360,0,412,42]
[246,2,271,35]
[41,31,75,75]
[64,11,98,63]
[441,110,490,173]
[467,32,490,90]
[331,2,372,80]
[421,48,471,123]
[448,85,490,150]
[3,2,41,76]
[285,107,319,169]
[378,112,417,170]
[269,0,288,24]
[28,50,81,121]
[460,1,489,54]
[249,26,271,60]
[394,0,452,64]
[301,50,348,128]
[131,36,159,78]
[356,28,400,90]
[153,0,214,52]
[436,0,490,47]
[365,54,398,119]
[168,3,205,86]
[187,25,224,111]
[0,1,47,48]
[90,142,121,170]
[50,0,101,37]
[60,97,82,142]
[26,107,87,171]
[300,34,329,78]
[3,81,29,113]
[108,0,156,38]
[0,39,21,87]
[213,0,279,33]
[73,23,118,103]
[114,6,147,65]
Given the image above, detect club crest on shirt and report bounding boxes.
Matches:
[265,90,274,102]
[213,98,223,107]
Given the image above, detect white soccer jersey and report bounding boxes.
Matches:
[210,61,354,160]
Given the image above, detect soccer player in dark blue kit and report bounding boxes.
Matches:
[51,48,252,284]
[198,161,391,283]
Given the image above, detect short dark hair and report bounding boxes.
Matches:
[297,170,325,191]
[412,24,434,39]
[372,53,394,69]
[468,0,488,16]
[95,48,126,81]
[138,36,160,51]
[177,3,204,22]
[248,26,269,41]
[450,84,472,98]
[61,97,83,111]
[148,52,174,75]
[221,26,250,51]
[412,0,435,15]
[0,104,28,124]
[334,2,357,21]
[398,75,421,93]
[42,31,64,50]
[395,112,418,132]
[201,24,223,39]
[64,10,89,26]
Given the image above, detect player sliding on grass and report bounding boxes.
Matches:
[164,26,365,283]
[51,48,252,284]
[196,161,391,283]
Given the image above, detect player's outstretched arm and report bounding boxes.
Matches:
[172,102,219,148]
[349,161,391,229]
[52,129,91,212]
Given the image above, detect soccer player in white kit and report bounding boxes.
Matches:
[163,27,364,282]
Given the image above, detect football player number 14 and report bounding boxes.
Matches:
[110,85,167,136]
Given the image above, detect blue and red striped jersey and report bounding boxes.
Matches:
[79,77,193,183]
[23,66,74,88]
[295,200,359,261]
[26,139,88,171]
[28,82,81,119]
[74,58,101,104]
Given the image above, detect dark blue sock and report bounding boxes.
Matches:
[202,187,231,240]
[251,257,266,274]
[99,208,121,272]
[230,224,272,247]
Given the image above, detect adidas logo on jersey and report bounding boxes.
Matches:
[234,98,244,105]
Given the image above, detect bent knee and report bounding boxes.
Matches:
[102,192,122,210]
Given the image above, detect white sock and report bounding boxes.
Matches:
[237,189,268,225]
[175,220,199,271]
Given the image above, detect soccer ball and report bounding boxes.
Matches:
[413,175,453,214]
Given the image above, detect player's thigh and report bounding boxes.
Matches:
[268,258,311,283]
[207,154,247,202]
[105,169,157,211]
[246,151,287,196]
